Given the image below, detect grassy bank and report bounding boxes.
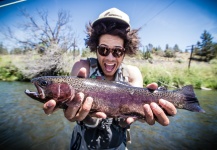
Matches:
[139,61,216,89]
[124,53,217,89]
[0,54,217,89]
[0,55,23,81]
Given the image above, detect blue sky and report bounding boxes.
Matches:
[0,0,217,51]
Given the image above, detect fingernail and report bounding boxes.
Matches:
[78,93,84,101]
[160,99,166,106]
[46,102,53,108]
[86,97,93,104]
[151,103,157,108]
[144,104,150,112]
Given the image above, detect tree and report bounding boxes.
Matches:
[165,44,169,50]
[5,9,76,51]
[154,46,164,56]
[164,44,175,58]
[164,49,175,58]
[212,43,217,58]
[0,43,8,55]
[195,30,214,61]
[1,9,77,78]
[173,44,180,52]
[10,48,23,55]
[146,43,154,52]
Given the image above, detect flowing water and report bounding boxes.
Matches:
[0,81,216,150]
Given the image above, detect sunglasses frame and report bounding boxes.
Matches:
[97,45,125,58]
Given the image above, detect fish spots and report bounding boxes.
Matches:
[126,88,135,95]
[28,76,204,115]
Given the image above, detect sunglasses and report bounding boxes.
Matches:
[97,45,125,58]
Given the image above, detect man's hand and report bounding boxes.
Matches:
[43,100,57,115]
[43,67,107,122]
[124,83,177,126]
[64,68,107,122]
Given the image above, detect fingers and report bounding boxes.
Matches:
[146,82,158,90]
[90,112,107,119]
[159,99,177,116]
[150,102,170,126]
[126,117,136,124]
[77,68,87,78]
[43,100,56,115]
[143,104,155,125]
[65,95,94,122]
[64,92,84,121]
[75,97,93,121]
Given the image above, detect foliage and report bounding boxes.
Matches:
[0,9,81,78]
[0,43,8,55]
[2,9,77,52]
[154,49,164,57]
[142,50,152,60]
[164,49,176,58]
[194,30,216,61]
[10,48,23,55]
[143,43,179,58]
[173,44,181,52]
[12,43,74,79]
[210,59,217,75]
[0,58,24,81]
[212,43,217,58]
[138,61,217,89]
[81,48,96,58]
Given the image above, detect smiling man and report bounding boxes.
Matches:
[43,7,177,150]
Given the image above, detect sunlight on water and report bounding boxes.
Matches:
[0,82,216,150]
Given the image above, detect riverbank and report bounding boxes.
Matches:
[0,53,217,89]
[123,53,217,89]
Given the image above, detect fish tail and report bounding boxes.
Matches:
[179,85,205,113]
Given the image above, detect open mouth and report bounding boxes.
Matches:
[104,63,116,72]
[25,83,45,100]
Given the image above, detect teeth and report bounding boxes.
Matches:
[106,63,115,66]
[105,63,115,72]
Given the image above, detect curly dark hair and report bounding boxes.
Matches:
[85,21,140,56]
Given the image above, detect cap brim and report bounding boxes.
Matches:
[92,17,130,28]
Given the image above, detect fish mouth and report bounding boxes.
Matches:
[25,82,45,100]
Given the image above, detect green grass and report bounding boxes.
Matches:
[137,60,217,89]
[0,55,24,81]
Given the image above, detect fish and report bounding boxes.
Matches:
[24,76,205,119]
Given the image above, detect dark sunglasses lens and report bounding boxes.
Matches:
[98,46,110,56]
[112,48,124,58]
[97,46,124,58]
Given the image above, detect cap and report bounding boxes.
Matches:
[92,8,130,28]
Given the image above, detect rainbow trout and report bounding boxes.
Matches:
[25,76,205,119]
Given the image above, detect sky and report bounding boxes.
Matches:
[0,0,217,51]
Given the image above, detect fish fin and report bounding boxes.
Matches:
[158,86,167,91]
[179,85,205,113]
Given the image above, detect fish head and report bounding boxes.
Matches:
[25,76,75,103]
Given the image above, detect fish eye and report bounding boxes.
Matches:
[40,80,48,86]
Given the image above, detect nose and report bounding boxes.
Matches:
[105,51,116,60]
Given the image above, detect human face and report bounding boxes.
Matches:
[97,34,125,80]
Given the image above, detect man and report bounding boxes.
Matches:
[43,8,177,150]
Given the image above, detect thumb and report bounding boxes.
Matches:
[77,67,87,78]
[146,82,158,90]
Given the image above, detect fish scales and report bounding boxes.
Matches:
[25,76,205,119]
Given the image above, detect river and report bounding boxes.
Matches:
[0,81,216,150]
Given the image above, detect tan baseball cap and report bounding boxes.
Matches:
[92,8,130,28]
